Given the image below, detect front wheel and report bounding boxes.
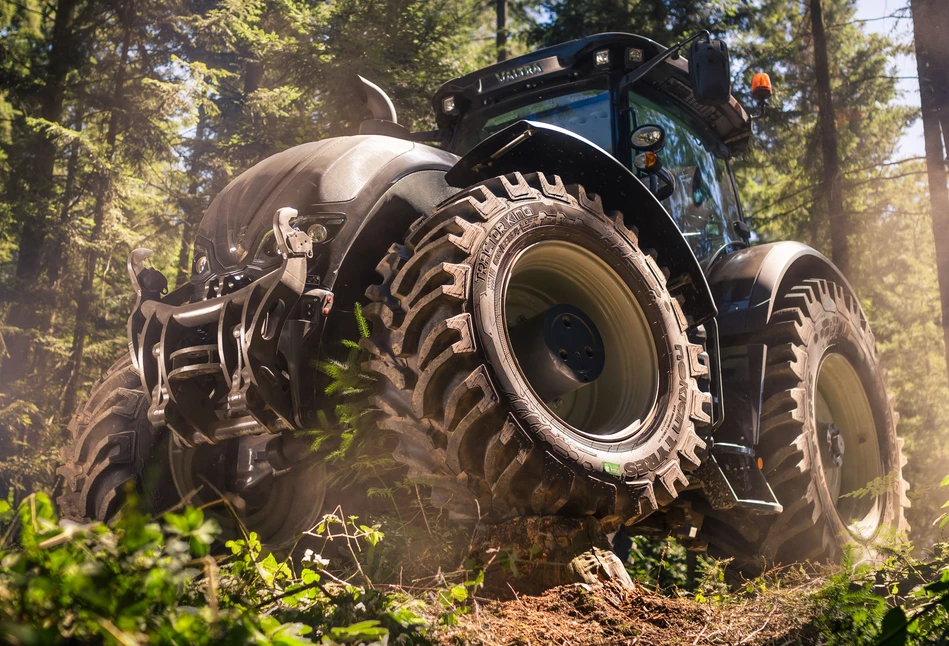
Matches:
[57,355,327,549]
[362,172,712,527]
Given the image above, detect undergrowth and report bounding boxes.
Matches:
[0,490,487,645]
[0,486,947,644]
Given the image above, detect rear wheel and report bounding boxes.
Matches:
[363,172,711,527]
[708,279,909,565]
[58,356,327,549]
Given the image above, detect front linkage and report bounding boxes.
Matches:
[127,208,333,448]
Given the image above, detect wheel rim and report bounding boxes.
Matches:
[815,352,884,540]
[169,436,326,547]
[503,240,660,440]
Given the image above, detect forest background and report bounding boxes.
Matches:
[0,0,947,549]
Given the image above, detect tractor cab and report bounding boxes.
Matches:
[431,33,753,261]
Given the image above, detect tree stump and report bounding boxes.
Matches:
[469,516,633,597]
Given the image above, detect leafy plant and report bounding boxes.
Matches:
[435,569,484,626]
[840,471,902,501]
[935,474,949,531]
[0,491,438,645]
[624,535,690,592]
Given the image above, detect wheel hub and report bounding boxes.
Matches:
[503,239,660,439]
[509,303,605,402]
[169,430,327,547]
[815,352,883,540]
[231,435,275,492]
[822,422,845,468]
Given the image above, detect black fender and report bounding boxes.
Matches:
[705,241,853,447]
[191,135,463,420]
[445,120,717,325]
[706,241,853,340]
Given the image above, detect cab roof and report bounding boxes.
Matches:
[433,32,752,156]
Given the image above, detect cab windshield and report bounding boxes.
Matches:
[454,87,612,155]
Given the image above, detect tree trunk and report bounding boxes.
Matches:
[61,6,134,416]
[30,110,86,380]
[1,0,80,387]
[48,109,86,288]
[175,109,208,287]
[911,0,949,385]
[496,0,507,63]
[808,0,850,278]
[245,61,265,95]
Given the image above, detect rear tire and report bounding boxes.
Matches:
[709,279,909,565]
[362,171,711,527]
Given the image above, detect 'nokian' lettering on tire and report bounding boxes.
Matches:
[363,171,712,527]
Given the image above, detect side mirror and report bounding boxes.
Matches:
[689,39,731,106]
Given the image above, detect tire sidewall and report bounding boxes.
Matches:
[469,196,699,480]
[798,301,902,552]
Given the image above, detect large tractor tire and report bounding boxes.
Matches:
[362,171,712,527]
[57,355,166,522]
[57,355,327,549]
[705,279,909,566]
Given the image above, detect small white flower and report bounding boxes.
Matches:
[301,549,329,566]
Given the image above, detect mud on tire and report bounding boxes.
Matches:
[362,171,712,527]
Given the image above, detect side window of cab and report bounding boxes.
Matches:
[628,93,741,260]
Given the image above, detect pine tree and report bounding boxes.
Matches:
[910,0,949,385]
[527,0,753,47]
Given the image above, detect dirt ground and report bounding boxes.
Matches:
[437,579,822,646]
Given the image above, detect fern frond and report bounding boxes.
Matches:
[354,302,370,339]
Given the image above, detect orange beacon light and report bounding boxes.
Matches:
[751,72,773,102]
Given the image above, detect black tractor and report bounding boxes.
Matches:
[58,31,908,566]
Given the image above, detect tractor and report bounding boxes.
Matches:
[58,30,908,566]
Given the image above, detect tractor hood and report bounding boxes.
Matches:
[193,136,457,277]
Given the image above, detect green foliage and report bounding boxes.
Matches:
[806,542,949,646]
[840,471,902,501]
[0,492,309,644]
[0,492,439,645]
[307,304,408,510]
[435,569,484,627]
[811,548,890,645]
[938,475,949,530]
[691,555,732,605]
[528,0,752,47]
[624,535,690,591]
